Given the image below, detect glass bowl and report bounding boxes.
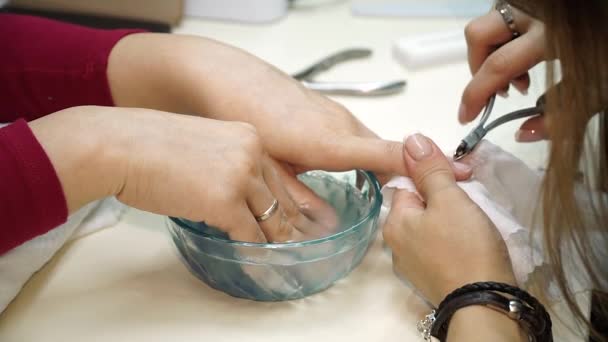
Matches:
[166,170,382,301]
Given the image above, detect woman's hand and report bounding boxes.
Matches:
[106,33,473,188]
[382,133,516,306]
[384,134,525,340]
[461,5,548,142]
[30,106,333,243]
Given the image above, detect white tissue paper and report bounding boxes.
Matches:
[380,140,545,287]
[0,197,127,312]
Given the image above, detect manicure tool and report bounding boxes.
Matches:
[292,48,406,96]
[453,94,545,161]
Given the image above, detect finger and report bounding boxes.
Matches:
[511,73,530,95]
[224,203,267,243]
[247,175,296,242]
[304,136,406,176]
[274,162,339,230]
[515,115,548,142]
[392,189,425,213]
[321,134,475,184]
[317,136,472,180]
[460,30,545,123]
[465,10,533,76]
[402,133,462,204]
[450,160,473,181]
[262,157,333,240]
[383,189,424,250]
[498,85,511,98]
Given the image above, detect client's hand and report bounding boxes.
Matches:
[30,106,332,243]
[107,33,473,195]
[383,133,516,306]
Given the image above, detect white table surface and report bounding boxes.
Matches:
[1,2,583,341]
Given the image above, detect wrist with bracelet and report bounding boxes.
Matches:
[417,282,553,341]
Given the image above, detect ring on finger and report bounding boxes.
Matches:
[495,0,520,38]
[255,199,279,222]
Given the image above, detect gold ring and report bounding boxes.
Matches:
[255,199,279,222]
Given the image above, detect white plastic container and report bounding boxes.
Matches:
[392,30,468,70]
[184,0,289,23]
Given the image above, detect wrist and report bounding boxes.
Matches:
[108,33,211,115]
[433,271,518,307]
[448,306,526,342]
[422,282,553,342]
[29,106,130,213]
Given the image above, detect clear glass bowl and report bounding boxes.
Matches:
[166,170,382,301]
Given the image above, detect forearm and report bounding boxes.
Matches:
[29,107,128,214]
[447,306,527,342]
[107,33,300,119]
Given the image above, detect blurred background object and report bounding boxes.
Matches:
[184,0,289,23]
[1,0,183,32]
[352,0,491,18]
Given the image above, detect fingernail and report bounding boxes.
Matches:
[458,103,468,124]
[515,129,543,142]
[404,133,433,161]
[498,90,510,98]
[452,161,472,174]
[511,81,528,95]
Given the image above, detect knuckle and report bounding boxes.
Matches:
[282,200,300,220]
[382,221,403,249]
[464,20,485,45]
[234,121,257,135]
[415,162,453,190]
[217,187,242,206]
[392,189,416,204]
[383,141,403,158]
[234,154,259,180]
[485,50,510,75]
[242,134,263,156]
[275,215,294,240]
[232,122,263,155]
[382,222,397,244]
[460,84,476,107]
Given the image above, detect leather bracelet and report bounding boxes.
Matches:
[417,282,553,342]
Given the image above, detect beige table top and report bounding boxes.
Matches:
[1,2,582,341]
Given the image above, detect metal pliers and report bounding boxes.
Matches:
[292,48,406,96]
[453,94,545,160]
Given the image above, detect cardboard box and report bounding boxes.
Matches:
[8,0,183,25]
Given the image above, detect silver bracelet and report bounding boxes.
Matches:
[416,310,436,341]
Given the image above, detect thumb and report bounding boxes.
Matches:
[402,133,460,203]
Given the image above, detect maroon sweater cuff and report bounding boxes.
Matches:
[0,120,68,255]
[0,14,145,122]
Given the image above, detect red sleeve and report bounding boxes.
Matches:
[0,14,145,121]
[0,15,145,254]
[0,120,67,255]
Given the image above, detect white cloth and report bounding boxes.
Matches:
[0,197,126,312]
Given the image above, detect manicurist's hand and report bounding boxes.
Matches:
[383,133,516,305]
[461,5,547,142]
[106,33,473,197]
[383,133,526,341]
[30,106,333,243]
